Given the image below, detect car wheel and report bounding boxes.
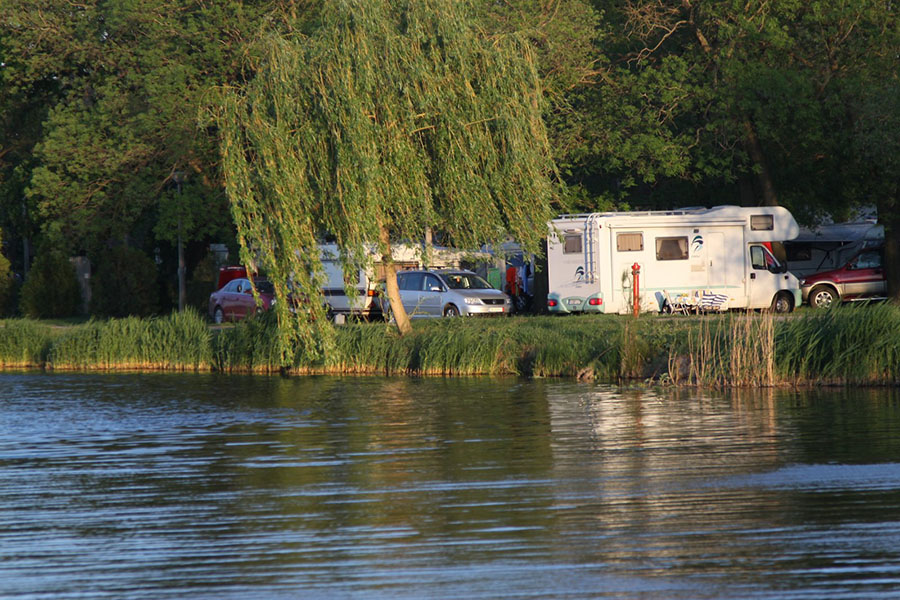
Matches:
[809,285,838,309]
[213,306,225,324]
[443,305,460,317]
[771,292,793,314]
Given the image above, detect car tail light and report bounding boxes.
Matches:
[547,299,558,307]
[367,289,377,297]
[588,298,602,306]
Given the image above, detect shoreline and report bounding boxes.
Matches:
[2,305,899,386]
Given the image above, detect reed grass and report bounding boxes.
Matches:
[0,319,56,367]
[5,304,900,386]
[776,303,900,385]
[212,312,281,373]
[679,313,776,387]
[49,309,212,371]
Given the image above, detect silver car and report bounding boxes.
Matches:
[384,269,511,318]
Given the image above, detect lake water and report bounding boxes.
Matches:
[2,373,900,599]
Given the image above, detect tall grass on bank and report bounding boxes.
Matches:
[7,304,900,386]
[49,309,212,371]
[212,311,284,373]
[0,319,55,367]
[678,312,776,387]
[286,315,683,379]
[777,304,900,385]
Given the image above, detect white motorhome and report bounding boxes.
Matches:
[546,206,802,315]
[320,243,490,320]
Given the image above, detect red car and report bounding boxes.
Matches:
[208,278,275,323]
[800,248,886,308]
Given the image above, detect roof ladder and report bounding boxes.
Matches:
[584,214,597,283]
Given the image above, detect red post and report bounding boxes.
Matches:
[632,262,641,317]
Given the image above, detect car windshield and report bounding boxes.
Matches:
[442,273,492,290]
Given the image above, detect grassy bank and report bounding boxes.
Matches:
[2,304,899,386]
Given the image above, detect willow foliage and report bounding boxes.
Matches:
[217,0,558,363]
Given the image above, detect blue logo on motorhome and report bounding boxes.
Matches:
[575,266,585,281]
[691,235,704,255]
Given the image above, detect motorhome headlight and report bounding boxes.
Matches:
[464,297,482,305]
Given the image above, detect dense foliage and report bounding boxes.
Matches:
[90,245,160,318]
[18,250,81,319]
[1,0,898,309]
[217,0,561,357]
[0,229,14,315]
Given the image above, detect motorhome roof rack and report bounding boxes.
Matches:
[556,208,705,220]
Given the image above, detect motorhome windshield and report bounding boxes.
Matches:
[442,273,493,290]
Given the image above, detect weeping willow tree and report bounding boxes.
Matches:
[217,0,558,364]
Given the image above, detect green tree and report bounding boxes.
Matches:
[575,1,897,217]
[19,250,81,319]
[90,246,160,318]
[216,0,559,360]
[0,228,14,314]
[0,1,320,272]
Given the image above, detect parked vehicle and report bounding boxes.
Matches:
[208,278,275,323]
[801,248,886,308]
[546,205,802,315]
[380,269,510,318]
[320,243,491,321]
[216,265,255,290]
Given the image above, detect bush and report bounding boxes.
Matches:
[19,251,81,319]
[90,246,160,318]
[0,234,14,316]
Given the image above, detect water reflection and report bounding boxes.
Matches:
[2,373,900,598]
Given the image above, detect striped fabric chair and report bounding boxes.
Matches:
[698,291,729,312]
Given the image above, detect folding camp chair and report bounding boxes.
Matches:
[662,290,690,315]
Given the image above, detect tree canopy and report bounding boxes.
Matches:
[217,0,560,358]
[2,0,899,311]
[0,0,320,272]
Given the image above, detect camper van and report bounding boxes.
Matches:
[546,206,802,315]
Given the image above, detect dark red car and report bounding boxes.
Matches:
[208,278,275,323]
[800,248,886,308]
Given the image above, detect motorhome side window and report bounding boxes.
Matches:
[617,233,643,252]
[750,215,774,230]
[563,234,583,254]
[655,237,688,260]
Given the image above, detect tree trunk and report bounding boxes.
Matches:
[879,196,900,301]
[379,222,412,335]
[743,119,779,206]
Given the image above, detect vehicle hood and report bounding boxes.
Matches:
[454,288,509,299]
[801,266,847,286]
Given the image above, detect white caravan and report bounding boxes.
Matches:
[546,206,802,315]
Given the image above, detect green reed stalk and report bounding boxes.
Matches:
[0,319,56,367]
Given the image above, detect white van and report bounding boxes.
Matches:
[546,206,802,314]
